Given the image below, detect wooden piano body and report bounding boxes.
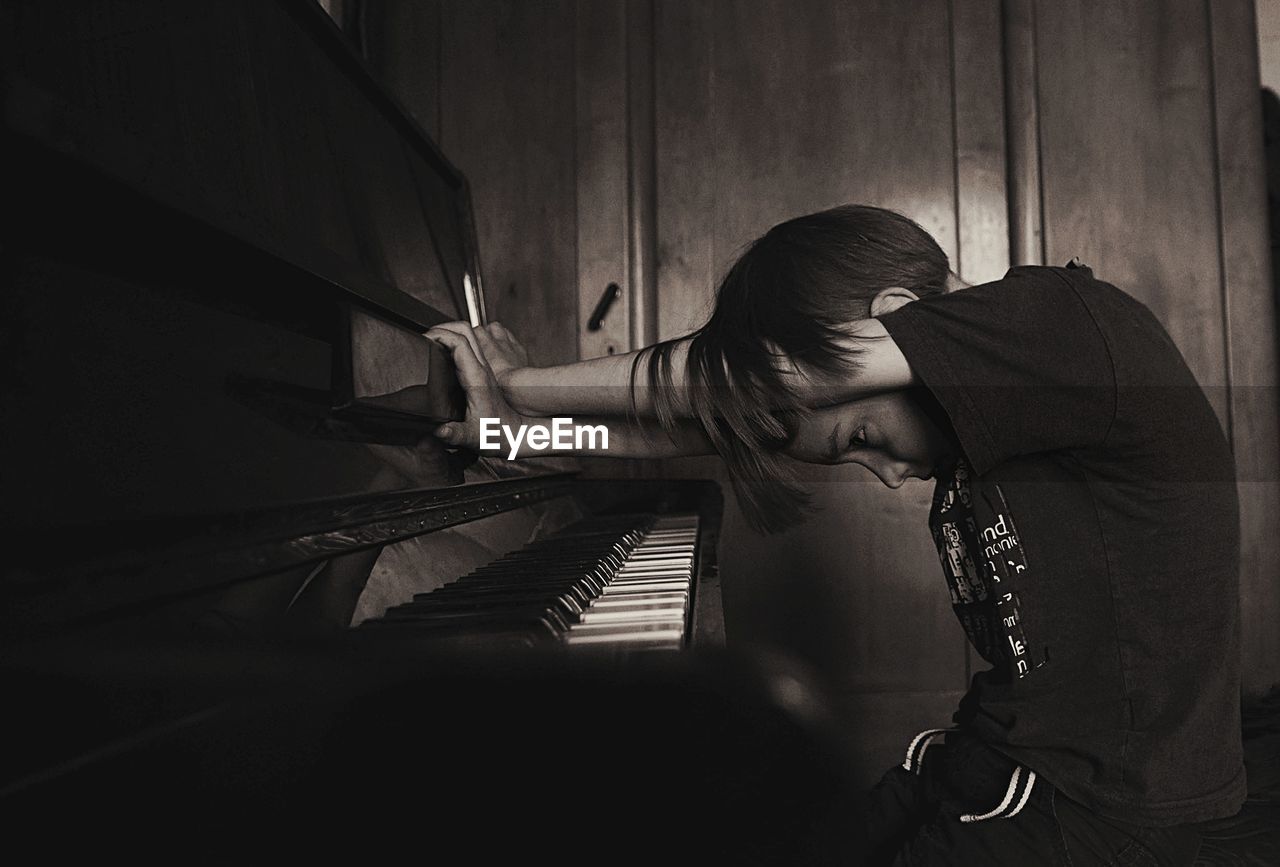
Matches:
[0,3,865,861]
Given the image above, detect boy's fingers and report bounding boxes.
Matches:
[426,328,491,391]
[425,321,472,338]
[433,423,469,447]
[474,326,504,358]
[477,322,527,365]
[425,323,489,370]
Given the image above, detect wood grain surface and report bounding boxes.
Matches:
[653,0,968,699]
[439,0,580,365]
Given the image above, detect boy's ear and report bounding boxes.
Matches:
[870,287,920,317]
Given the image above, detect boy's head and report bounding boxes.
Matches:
[719,204,951,331]
[635,204,953,532]
[783,390,957,488]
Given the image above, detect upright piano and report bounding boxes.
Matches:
[0,3,858,862]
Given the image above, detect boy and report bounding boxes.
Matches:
[428,206,1242,864]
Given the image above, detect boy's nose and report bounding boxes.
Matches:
[872,462,908,489]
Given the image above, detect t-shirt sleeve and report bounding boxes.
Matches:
[878,267,1116,474]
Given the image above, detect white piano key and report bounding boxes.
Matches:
[564,630,684,646]
[566,620,685,636]
[589,593,687,607]
[601,582,688,594]
[578,607,685,623]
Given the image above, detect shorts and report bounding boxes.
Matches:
[865,729,1203,866]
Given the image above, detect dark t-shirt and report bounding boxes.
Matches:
[879,263,1245,825]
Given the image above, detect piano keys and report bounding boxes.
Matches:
[362,512,703,650]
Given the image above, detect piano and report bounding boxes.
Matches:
[0,3,858,862]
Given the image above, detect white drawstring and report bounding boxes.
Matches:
[902,727,956,773]
[959,766,1037,823]
[902,728,1038,823]
[915,732,946,770]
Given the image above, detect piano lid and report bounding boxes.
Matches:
[0,0,506,584]
[1,0,486,331]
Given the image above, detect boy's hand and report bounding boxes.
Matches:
[474,321,529,387]
[424,323,527,451]
[428,321,537,413]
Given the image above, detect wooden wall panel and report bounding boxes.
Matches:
[655,0,970,706]
[1034,0,1230,421]
[1002,0,1044,266]
[626,0,659,350]
[654,0,718,341]
[1209,0,1280,696]
[438,1,579,365]
[953,0,1010,285]
[575,0,632,359]
[711,0,960,270]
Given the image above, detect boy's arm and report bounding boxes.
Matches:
[426,326,714,458]
[501,344,693,417]
[429,319,916,417]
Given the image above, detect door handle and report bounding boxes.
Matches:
[586,282,621,332]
